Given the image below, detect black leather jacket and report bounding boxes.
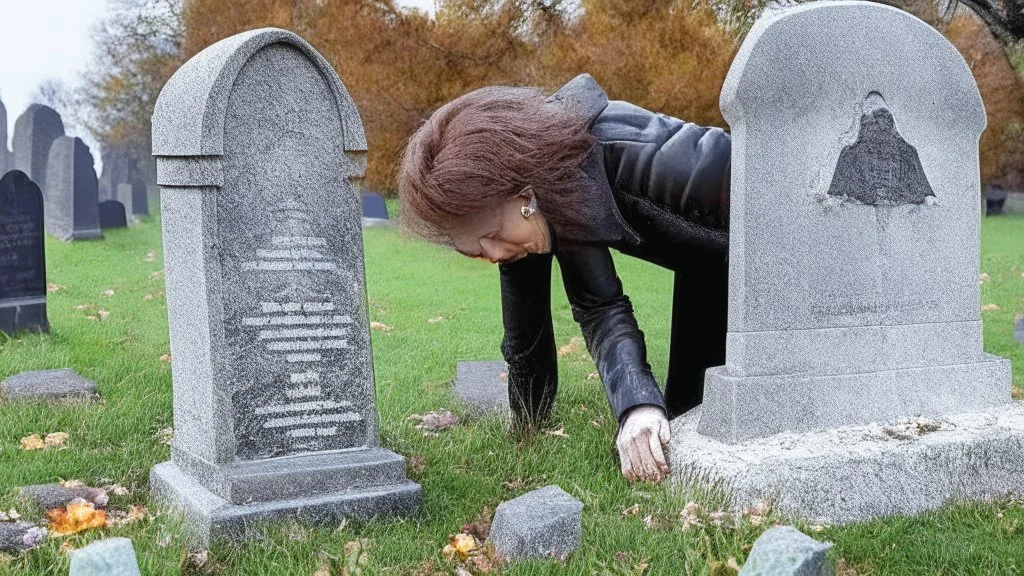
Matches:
[499,74,731,429]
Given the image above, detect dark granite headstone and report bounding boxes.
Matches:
[362,192,388,219]
[0,170,48,334]
[985,184,1007,216]
[149,27,420,544]
[98,200,127,229]
[12,104,65,192]
[44,137,102,241]
[1,368,98,401]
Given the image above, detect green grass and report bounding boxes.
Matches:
[0,209,1022,575]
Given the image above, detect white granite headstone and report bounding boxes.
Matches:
[149,27,420,544]
[697,0,1011,443]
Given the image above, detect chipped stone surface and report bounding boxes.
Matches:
[0,522,46,553]
[453,361,509,415]
[670,403,1024,524]
[697,0,1010,443]
[488,485,583,561]
[19,483,108,510]
[1,369,97,401]
[149,27,418,544]
[739,526,833,576]
[69,537,141,576]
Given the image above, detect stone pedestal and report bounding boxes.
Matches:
[149,28,420,544]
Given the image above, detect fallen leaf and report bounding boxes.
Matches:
[502,479,525,491]
[343,538,371,574]
[680,502,702,531]
[48,498,107,535]
[557,336,582,357]
[45,432,70,447]
[7,509,21,521]
[155,427,174,445]
[182,550,209,572]
[60,479,86,489]
[455,568,473,576]
[104,484,130,496]
[0,553,14,566]
[105,505,148,528]
[101,289,115,297]
[467,555,492,573]
[97,309,110,320]
[427,316,444,324]
[979,272,990,283]
[621,504,640,516]
[727,557,742,572]
[409,456,426,473]
[407,411,458,434]
[544,426,569,438]
[313,563,332,576]
[58,541,75,554]
[159,354,171,363]
[143,251,156,263]
[808,524,826,532]
[498,372,507,382]
[46,283,64,293]
[709,511,731,527]
[635,559,650,574]
[444,533,479,560]
[144,294,154,301]
[586,371,599,380]
[20,435,47,450]
[149,270,163,280]
[73,304,93,311]
[370,321,393,332]
[982,303,1000,311]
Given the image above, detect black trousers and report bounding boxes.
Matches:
[663,253,729,419]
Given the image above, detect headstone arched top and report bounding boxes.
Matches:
[152,27,366,164]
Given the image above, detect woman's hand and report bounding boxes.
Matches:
[616,405,671,484]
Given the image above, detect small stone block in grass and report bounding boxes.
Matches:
[1,369,98,402]
[739,526,833,576]
[453,361,509,415]
[69,537,142,576]
[487,485,582,561]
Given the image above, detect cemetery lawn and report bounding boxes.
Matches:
[1,209,1023,576]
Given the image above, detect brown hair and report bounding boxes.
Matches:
[398,85,596,245]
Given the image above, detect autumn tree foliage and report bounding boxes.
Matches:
[178,0,735,192]
[81,0,1024,193]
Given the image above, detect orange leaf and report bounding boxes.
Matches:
[48,499,107,535]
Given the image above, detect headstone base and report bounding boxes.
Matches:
[0,300,49,334]
[698,354,1011,443]
[669,402,1024,524]
[151,453,421,545]
[362,217,395,228]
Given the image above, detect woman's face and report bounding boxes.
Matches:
[451,193,552,264]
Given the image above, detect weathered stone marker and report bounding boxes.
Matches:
[670,1,1019,524]
[0,170,48,334]
[12,104,65,191]
[0,97,11,174]
[116,180,148,217]
[149,28,420,543]
[44,137,102,241]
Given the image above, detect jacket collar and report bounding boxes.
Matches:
[543,74,639,246]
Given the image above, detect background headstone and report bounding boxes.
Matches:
[487,485,583,561]
[669,0,1020,526]
[361,192,392,227]
[696,0,1010,443]
[1,369,98,401]
[116,179,148,217]
[0,97,11,174]
[99,200,128,229]
[98,147,135,201]
[453,361,509,415]
[12,104,65,191]
[0,170,48,334]
[44,137,102,241]
[149,27,420,544]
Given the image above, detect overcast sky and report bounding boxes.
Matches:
[0,0,437,154]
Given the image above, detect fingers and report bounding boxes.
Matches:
[659,417,671,444]
[617,435,636,482]
[635,430,661,482]
[626,439,646,482]
[648,429,670,478]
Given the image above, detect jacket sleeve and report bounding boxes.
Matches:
[555,242,666,424]
[498,253,558,430]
